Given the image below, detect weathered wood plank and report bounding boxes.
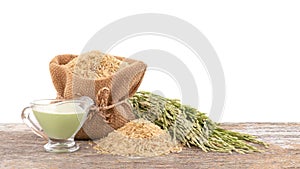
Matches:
[0,123,299,169]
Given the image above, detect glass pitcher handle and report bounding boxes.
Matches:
[21,107,48,140]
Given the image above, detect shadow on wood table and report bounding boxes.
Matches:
[0,123,299,169]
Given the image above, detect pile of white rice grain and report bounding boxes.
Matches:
[93,119,182,157]
[67,50,127,79]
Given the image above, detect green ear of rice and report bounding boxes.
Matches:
[129,91,268,154]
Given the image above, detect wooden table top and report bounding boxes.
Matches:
[0,123,299,169]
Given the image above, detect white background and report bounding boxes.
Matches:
[0,0,299,123]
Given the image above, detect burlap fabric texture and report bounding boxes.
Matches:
[49,54,147,140]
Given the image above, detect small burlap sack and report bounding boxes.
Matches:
[49,54,147,140]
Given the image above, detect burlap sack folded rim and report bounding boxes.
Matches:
[49,54,146,103]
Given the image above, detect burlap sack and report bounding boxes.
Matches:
[49,54,147,140]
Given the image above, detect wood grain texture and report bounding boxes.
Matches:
[0,123,299,169]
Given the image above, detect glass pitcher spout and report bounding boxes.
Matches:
[78,96,94,109]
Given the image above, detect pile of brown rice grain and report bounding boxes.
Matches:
[93,118,182,157]
[67,50,128,79]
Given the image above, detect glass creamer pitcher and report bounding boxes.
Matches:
[21,96,93,153]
